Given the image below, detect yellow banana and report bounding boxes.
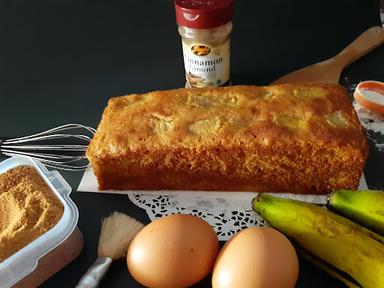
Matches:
[297,246,359,288]
[252,194,384,288]
[328,189,384,235]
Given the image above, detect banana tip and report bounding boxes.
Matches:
[251,194,263,210]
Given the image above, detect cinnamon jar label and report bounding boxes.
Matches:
[182,41,230,88]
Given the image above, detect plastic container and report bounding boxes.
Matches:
[354,80,384,115]
[0,156,84,288]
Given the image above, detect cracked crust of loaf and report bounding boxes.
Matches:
[87,84,368,194]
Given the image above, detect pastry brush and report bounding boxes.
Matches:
[76,212,144,288]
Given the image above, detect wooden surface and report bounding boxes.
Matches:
[272,26,384,84]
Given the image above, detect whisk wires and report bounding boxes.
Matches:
[0,124,96,171]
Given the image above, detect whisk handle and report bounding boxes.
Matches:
[76,257,112,288]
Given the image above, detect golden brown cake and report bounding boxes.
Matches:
[87,84,368,194]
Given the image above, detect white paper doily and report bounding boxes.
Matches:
[126,191,355,241]
[128,192,265,240]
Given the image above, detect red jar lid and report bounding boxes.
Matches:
[174,0,233,29]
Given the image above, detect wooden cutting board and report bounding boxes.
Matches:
[272,26,384,85]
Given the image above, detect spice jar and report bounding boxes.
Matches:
[174,0,233,88]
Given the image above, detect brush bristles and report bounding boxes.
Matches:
[98,212,144,260]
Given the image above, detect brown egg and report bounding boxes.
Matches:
[212,227,299,288]
[127,214,219,288]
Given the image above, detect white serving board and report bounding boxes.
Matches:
[77,166,368,205]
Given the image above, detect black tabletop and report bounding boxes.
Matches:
[1,0,383,287]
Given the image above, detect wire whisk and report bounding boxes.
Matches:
[0,124,96,171]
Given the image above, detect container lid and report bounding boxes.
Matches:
[174,0,233,29]
[354,80,384,115]
[0,156,79,288]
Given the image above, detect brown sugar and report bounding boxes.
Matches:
[0,166,64,262]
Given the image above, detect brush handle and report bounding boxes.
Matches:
[335,26,384,67]
[75,257,113,288]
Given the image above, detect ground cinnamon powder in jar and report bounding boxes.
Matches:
[0,166,64,262]
[175,0,233,88]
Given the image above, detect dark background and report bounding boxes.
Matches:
[0,0,383,287]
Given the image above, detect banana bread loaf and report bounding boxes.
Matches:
[87,84,368,194]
